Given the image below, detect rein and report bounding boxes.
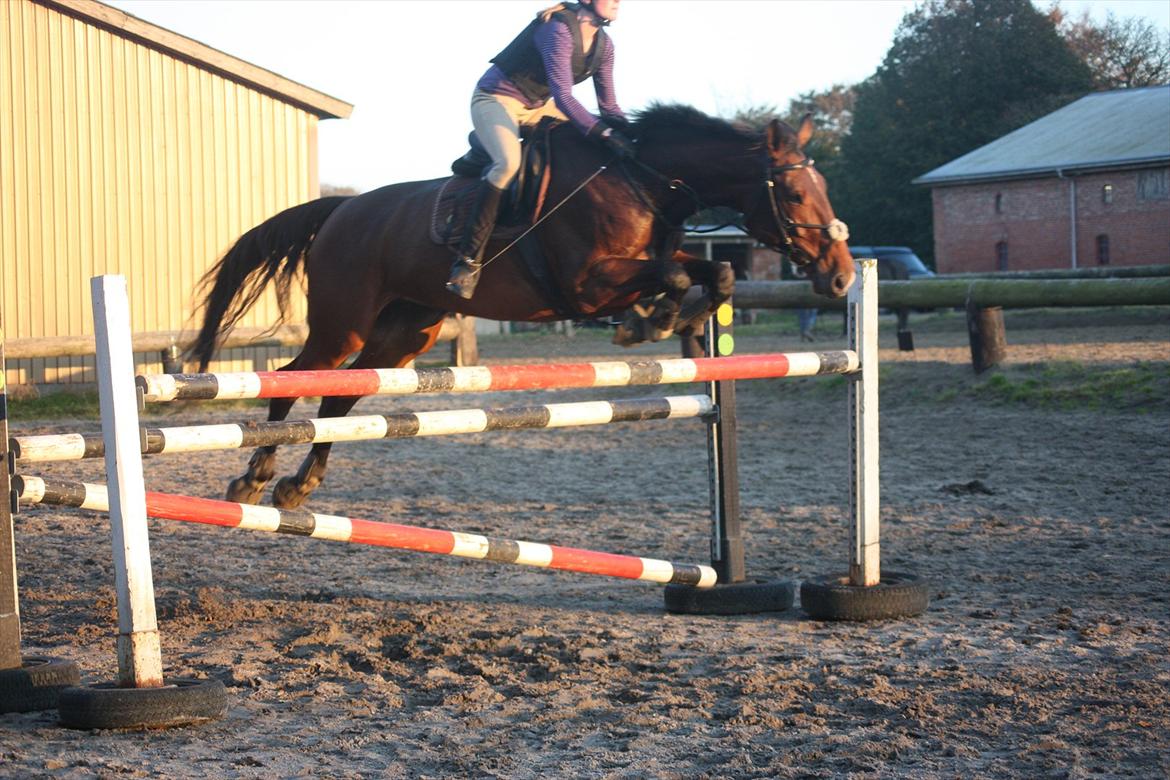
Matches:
[479,163,611,271]
[479,144,849,274]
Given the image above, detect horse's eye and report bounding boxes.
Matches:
[785,192,804,204]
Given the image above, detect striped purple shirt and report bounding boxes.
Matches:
[477,15,625,135]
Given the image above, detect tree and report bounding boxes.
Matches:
[835,0,1093,265]
[782,84,857,186]
[1056,8,1170,89]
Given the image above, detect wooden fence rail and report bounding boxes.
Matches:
[4,317,476,366]
[732,277,1170,311]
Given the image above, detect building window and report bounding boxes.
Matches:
[994,193,1003,214]
[995,241,1009,271]
[1137,169,1169,201]
[1102,184,1113,204]
[1096,234,1110,265]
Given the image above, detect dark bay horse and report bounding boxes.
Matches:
[190,104,854,508]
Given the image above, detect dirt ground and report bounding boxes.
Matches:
[3,307,1168,779]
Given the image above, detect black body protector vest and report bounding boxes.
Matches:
[490,4,610,106]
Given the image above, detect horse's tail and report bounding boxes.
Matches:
[188,196,352,371]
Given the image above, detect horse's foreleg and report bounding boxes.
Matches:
[272,302,446,509]
[580,255,693,346]
[670,253,736,337]
[676,252,735,305]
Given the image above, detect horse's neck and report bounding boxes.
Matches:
[641,140,756,212]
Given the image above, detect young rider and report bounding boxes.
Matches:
[446,0,635,299]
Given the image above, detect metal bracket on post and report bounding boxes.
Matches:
[848,259,880,587]
[705,302,745,585]
[91,276,164,689]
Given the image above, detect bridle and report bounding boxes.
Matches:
[617,152,849,268]
[748,155,849,266]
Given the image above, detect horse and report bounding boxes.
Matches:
[189,103,855,508]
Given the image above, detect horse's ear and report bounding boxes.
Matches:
[765,119,786,154]
[797,113,814,148]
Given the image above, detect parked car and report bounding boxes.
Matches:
[849,246,937,322]
[848,246,936,280]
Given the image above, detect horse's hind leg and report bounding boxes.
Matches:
[225,305,370,503]
[272,302,447,509]
[225,393,298,504]
[225,332,357,503]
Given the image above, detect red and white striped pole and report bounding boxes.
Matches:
[16,477,717,589]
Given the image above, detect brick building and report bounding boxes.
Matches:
[914,86,1170,274]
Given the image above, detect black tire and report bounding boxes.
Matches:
[58,677,227,730]
[800,571,930,621]
[0,656,81,714]
[664,578,795,615]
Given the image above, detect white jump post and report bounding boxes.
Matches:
[848,259,880,587]
[91,275,164,688]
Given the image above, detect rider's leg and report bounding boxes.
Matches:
[447,91,524,299]
[446,179,505,299]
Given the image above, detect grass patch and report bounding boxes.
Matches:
[768,360,1170,414]
[7,390,269,422]
[7,390,102,419]
[970,362,1169,412]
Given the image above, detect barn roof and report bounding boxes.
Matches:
[39,0,353,119]
[914,85,1170,186]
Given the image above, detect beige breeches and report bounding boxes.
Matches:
[471,89,569,189]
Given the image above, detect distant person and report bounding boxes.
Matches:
[790,260,818,341]
[447,0,633,299]
[798,307,818,342]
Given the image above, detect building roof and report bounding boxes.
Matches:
[914,85,1169,186]
[40,0,353,119]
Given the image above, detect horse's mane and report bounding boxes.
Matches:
[628,103,762,147]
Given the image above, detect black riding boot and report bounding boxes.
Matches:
[447,180,504,299]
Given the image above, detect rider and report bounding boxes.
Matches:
[446,0,636,299]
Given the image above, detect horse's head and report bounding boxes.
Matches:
[743,115,855,297]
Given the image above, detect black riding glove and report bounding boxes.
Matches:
[591,123,635,159]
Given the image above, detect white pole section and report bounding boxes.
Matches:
[848,259,880,587]
[91,276,164,688]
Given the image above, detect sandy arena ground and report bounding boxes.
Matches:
[3,308,1168,778]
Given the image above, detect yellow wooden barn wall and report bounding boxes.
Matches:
[1,0,318,385]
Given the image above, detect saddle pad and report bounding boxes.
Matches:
[429,177,528,248]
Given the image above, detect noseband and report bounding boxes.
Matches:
[757,156,849,266]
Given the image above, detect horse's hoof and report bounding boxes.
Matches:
[226,477,266,505]
[272,477,309,509]
[611,322,637,347]
[653,327,676,342]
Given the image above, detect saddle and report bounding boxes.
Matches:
[430,117,560,247]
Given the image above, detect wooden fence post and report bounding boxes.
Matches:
[967,302,1007,373]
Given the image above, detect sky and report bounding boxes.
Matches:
[105,0,1170,194]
